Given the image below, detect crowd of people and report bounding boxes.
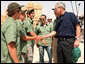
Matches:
[1,2,81,63]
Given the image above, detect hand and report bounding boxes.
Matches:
[38,36,43,43]
[42,40,47,45]
[74,39,80,47]
[34,36,38,45]
[15,61,20,63]
[35,36,42,45]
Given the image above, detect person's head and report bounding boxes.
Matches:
[40,14,47,23]
[27,9,35,20]
[54,2,66,17]
[7,2,24,20]
[49,19,52,23]
[19,10,26,21]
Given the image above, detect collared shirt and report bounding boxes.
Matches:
[53,18,58,30]
[16,19,27,53]
[36,23,53,46]
[1,17,23,63]
[23,18,34,46]
[54,12,80,38]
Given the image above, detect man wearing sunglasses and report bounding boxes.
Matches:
[36,14,53,63]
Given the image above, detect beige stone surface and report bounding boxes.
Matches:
[52,37,58,63]
[33,42,84,63]
[1,13,8,25]
[77,41,84,63]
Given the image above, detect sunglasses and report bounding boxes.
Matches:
[40,18,45,21]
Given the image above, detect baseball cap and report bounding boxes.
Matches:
[52,8,55,10]
[7,2,24,13]
[72,47,81,63]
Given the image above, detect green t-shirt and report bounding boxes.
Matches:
[36,23,53,46]
[1,17,23,63]
[53,19,57,30]
[23,18,34,46]
[16,19,27,53]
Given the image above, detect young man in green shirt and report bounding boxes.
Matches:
[1,2,24,63]
[23,9,38,63]
[1,2,36,63]
[16,10,37,63]
[36,14,53,63]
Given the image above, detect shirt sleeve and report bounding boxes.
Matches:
[23,20,33,33]
[70,13,80,25]
[54,20,59,32]
[35,25,40,35]
[50,24,53,32]
[35,26,37,34]
[5,24,17,44]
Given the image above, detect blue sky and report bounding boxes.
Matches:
[1,1,84,20]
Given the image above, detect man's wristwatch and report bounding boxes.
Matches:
[76,38,80,40]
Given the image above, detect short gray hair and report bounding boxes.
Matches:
[56,2,66,10]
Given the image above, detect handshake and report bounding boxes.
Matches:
[34,36,47,46]
[21,35,47,46]
[34,36,43,42]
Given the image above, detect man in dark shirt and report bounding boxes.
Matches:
[39,2,80,63]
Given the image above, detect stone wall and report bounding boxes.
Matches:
[1,11,8,25]
[1,2,42,27]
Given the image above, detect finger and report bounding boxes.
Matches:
[77,44,79,47]
[74,43,76,47]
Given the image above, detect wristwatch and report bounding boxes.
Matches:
[76,38,80,40]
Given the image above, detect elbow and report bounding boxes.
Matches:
[7,42,15,51]
[21,36,27,41]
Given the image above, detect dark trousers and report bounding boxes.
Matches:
[57,38,75,63]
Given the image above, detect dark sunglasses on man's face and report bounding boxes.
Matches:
[40,18,45,21]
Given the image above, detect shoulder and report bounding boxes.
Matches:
[63,12,77,20]
[23,18,31,25]
[66,12,76,17]
[23,18,30,23]
[3,17,16,27]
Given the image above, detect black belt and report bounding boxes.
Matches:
[58,37,75,41]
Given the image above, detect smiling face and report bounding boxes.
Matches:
[20,13,26,21]
[28,12,35,20]
[40,15,46,23]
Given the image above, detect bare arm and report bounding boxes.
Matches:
[29,31,37,37]
[7,42,20,63]
[21,36,36,41]
[29,32,48,45]
[74,23,80,47]
[29,32,38,45]
[41,31,57,39]
[75,23,80,38]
